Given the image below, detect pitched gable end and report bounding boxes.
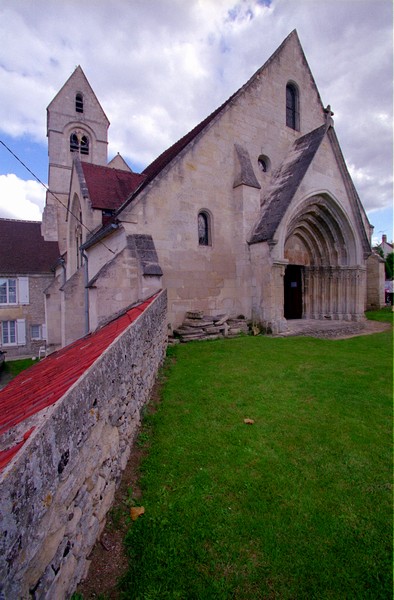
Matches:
[47,65,109,126]
[116,30,325,216]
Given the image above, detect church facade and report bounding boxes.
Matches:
[42,30,373,350]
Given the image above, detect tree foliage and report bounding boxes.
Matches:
[385,252,394,280]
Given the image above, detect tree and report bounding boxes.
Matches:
[385,252,394,280]
[375,246,384,259]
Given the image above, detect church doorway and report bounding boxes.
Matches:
[284,265,303,319]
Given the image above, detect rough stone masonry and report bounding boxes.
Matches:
[0,290,167,599]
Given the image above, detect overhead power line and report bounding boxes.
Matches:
[0,139,115,255]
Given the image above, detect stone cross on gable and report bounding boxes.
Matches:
[324,105,335,129]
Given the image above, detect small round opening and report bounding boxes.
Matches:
[258,154,270,173]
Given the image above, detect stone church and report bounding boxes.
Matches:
[42,30,374,350]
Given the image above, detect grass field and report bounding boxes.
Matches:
[119,312,392,599]
[0,357,35,387]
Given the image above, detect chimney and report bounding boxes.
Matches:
[382,234,387,244]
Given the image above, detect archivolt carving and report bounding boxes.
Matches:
[284,195,357,267]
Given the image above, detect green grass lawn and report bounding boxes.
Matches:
[120,314,392,599]
[0,357,35,383]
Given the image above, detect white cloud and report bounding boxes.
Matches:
[0,175,45,221]
[0,0,392,233]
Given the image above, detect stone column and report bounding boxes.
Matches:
[332,268,340,319]
[352,267,366,321]
[315,266,323,319]
[326,267,333,318]
[271,260,288,333]
[321,267,329,317]
[343,269,351,321]
[337,268,344,320]
[304,267,312,318]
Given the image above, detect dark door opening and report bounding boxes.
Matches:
[284,265,303,319]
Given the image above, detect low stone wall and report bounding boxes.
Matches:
[0,290,167,599]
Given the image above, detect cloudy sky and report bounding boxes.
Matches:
[0,0,392,244]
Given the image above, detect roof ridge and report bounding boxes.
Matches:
[0,218,42,224]
[114,30,305,217]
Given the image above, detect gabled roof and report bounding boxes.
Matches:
[249,125,327,244]
[249,123,371,253]
[115,29,324,216]
[0,219,59,274]
[79,161,145,211]
[47,65,110,126]
[107,153,133,172]
[0,294,157,472]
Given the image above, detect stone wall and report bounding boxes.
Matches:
[0,290,167,599]
[366,252,385,309]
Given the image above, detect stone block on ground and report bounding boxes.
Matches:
[185,310,204,319]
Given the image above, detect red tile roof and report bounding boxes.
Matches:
[114,94,237,215]
[0,219,59,274]
[0,294,157,471]
[81,162,145,211]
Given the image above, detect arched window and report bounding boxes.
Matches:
[75,93,84,113]
[286,83,299,130]
[70,132,90,156]
[80,135,89,155]
[70,133,79,152]
[198,211,211,246]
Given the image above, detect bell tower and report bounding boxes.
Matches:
[42,66,109,254]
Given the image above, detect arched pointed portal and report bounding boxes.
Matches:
[283,196,364,320]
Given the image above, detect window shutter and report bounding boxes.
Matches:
[17,319,26,345]
[18,277,29,304]
[42,323,47,340]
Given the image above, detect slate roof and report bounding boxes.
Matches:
[249,125,327,244]
[80,162,145,211]
[0,294,157,472]
[0,219,60,274]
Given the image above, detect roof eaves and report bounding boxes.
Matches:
[81,221,119,250]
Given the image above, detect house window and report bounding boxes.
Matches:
[31,324,43,340]
[75,93,84,113]
[0,278,16,303]
[1,319,26,346]
[2,321,16,345]
[0,277,29,305]
[198,211,211,246]
[286,83,299,130]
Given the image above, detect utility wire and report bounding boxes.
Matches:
[0,139,115,255]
